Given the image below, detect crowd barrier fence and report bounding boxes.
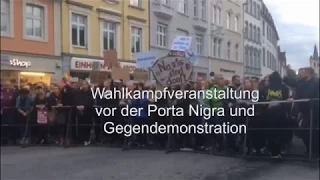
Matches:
[1,99,319,162]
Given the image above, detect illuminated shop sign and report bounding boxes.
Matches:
[10,59,31,68]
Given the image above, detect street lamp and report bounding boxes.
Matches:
[242,1,248,79]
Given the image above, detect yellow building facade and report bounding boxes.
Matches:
[61,0,149,79]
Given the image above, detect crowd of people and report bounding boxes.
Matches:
[1,67,319,159]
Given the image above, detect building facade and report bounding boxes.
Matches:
[61,0,150,80]
[0,0,62,85]
[260,0,280,78]
[310,45,319,77]
[209,0,244,80]
[150,0,210,81]
[243,0,262,78]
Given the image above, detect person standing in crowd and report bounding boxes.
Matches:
[47,86,60,144]
[130,83,149,147]
[197,80,210,150]
[1,80,18,144]
[59,79,74,145]
[225,75,241,153]
[16,86,34,144]
[264,71,290,158]
[206,74,228,152]
[74,80,94,146]
[96,79,120,144]
[251,77,259,90]
[296,67,319,158]
[33,91,48,144]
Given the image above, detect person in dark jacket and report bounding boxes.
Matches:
[264,71,290,158]
[58,81,74,145]
[131,83,149,147]
[16,86,34,144]
[296,67,319,157]
[74,80,94,145]
[96,79,120,144]
[1,80,18,144]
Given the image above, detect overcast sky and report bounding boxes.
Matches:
[264,0,319,70]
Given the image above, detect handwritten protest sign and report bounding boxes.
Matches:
[171,36,192,52]
[150,56,193,87]
[112,67,130,81]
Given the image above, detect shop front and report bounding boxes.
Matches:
[0,54,62,86]
[66,57,148,82]
[210,60,243,81]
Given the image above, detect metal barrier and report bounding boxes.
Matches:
[242,99,319,162]
[1,100,319,163]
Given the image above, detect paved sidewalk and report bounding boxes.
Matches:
[1,146,319,180]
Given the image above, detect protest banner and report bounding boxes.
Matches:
[136,51,157,69]
[104,50,120,68]
[90,71,109,84]
[170,36,192,52]
[150,56,193,87]
[112,67,130,81]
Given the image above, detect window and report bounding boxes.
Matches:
[253,26,256,42]
[157,23,167,47]
[196,35,203,54]
[130,0,142,8]
[262,21,265,36]
[176,29,188,36]
[72,13,87,47]
[245,46,248,66]
[1,0,10,34]
[217,39,222,58]
[213,6,221,25]
[212,38,217,57]
[257,28,260,43]
[245,2,248,12]
[257,5,260,18]
[193,0,197,17]
[211,6,215,23]
[267,51,270,68]
[216,7,221,25]
[235,44,239,61]
[131,27,142,53]
[201,0,205,19]
[254,49,257,68]
[253,2,256,17]
[161,0,169,5]
[25,4,44,38]
[249,47,253,67]
[234,16,238,32]
[262,47,265,66]
[227,42,231,60]
[245,21,248,38]
[226,12,231,29]
[249,24,252,40]
[178,0,187,14]
[103,22,116,50]
[249,0,252,13]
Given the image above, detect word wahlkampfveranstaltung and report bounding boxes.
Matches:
[91,87,259,103]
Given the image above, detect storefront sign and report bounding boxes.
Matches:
[151,56,193,87]
[70,58,111,71]
[220,68,236,74]
[70,57,145,73]
[10,59,31,68]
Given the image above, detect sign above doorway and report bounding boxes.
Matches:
[10,59,31,68]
